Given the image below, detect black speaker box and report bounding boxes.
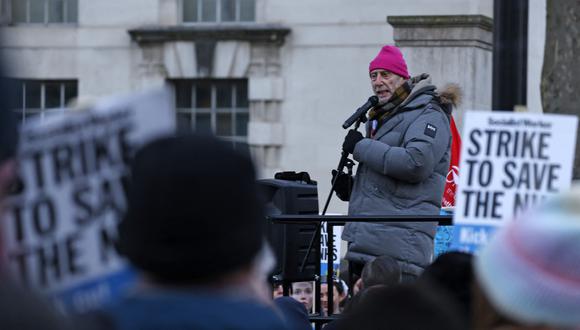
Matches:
[258,178,320,282]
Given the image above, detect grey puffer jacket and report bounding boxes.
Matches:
[342,77,452,277]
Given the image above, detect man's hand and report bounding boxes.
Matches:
[331,169,353,201]
[342,130,364,154]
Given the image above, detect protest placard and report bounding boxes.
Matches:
[320,223,342,277]
[2,88,175,312]
[452,111,577,251]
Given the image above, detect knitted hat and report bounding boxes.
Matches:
[369,45,410,79]
[118,134,264,283]
[475,188,580,327]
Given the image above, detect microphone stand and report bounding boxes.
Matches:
[298,116,365,273]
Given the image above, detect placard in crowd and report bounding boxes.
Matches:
[1,88,175,313]
[452,111,577,251]
[320,222,342,277]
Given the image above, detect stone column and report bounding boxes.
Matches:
[247,44,285,178]
[387,15,493,130]
[134,43,167,90]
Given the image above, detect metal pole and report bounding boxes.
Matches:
[327,223,335,316]
[492,0,529,110]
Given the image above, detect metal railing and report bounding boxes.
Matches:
[269,214,453,329]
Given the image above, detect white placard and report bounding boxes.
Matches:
[454,111,577,227]
[2,88,175,312]
[320,223,342,277]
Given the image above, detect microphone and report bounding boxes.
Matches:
[342,96,379,129]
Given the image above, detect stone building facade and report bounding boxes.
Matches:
[0,0,546,213]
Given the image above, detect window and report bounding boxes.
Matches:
[182,0,255,23]
[173,79,249,151]
[9,0,77,24]
[12,79,78,123]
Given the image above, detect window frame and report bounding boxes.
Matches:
[173,79,250,148]
[5,0,78,25]
[12,79,78,123]
[181,0,255,24]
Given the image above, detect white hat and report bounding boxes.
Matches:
[475,188,580,328]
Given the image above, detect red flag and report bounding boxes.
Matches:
[442,116,461,207]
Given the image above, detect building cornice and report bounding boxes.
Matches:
[387,15,493,31]
[128,23,291,45]
[387,15,493,51]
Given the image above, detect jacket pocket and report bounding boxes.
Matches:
[367,169,397,197]
[395,174,443,204]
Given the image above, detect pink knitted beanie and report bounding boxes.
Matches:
[369,45,410,79]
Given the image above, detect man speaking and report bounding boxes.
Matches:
[337,45,458,281]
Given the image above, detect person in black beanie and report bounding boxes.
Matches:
[99,134,291,330]
[118,134,264,283]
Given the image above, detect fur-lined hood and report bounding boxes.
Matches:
[401,74,463,114]
[437,83,463,108]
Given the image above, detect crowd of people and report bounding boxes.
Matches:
[0,44,579,330]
